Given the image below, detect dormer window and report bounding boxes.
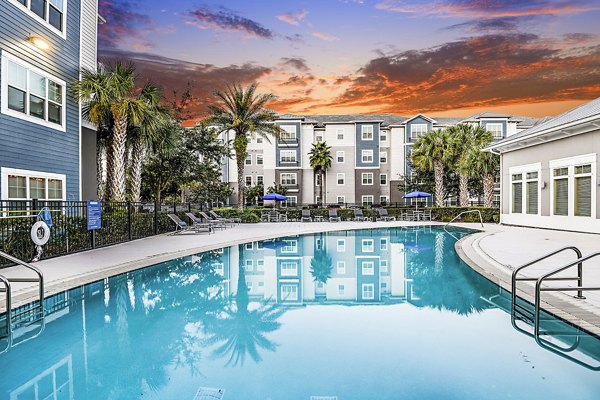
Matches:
[486,123,504,139]
[410,124,428,139]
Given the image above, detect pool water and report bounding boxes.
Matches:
[1,226,599,400]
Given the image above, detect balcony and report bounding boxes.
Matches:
[278,137,298,146]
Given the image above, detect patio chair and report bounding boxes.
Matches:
[197,211,227,229]
[168,214,211,235]
[421,209,432,221]
[268,210,280,222]
[185,213,214,233]
[328,209,340,222]
[353,208,367,222]
[377,208,396,221]
[210,210,241,225]
[301,209,312,222]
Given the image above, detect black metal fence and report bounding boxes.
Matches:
[0,200,197,267]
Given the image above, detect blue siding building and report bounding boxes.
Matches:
[0,0,99,203]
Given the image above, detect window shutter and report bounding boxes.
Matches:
[554,178,569,216]
[575,176,592,217]
[526,181,538,214]
[512,183,522,213]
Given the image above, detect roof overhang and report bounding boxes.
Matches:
[401,114,436,124]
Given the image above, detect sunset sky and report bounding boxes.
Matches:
[98,0,600,119]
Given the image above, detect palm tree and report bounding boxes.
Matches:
[72,62,158,201]
[411,129,452,206]
[310,249,333,284]
[206,83,281,211]
[464,132,499,208]
[308,142,333,205]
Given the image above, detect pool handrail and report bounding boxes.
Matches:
[444,210,484,228]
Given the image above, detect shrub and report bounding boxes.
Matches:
[240,211,260,223]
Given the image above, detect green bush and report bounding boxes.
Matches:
[428,206,498,223]
[240,211,260,223]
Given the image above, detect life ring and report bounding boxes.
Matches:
[31,221,51,246]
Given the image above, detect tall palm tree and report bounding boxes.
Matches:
[308,142,333,205]
[72,62,157,201]
[310,249,333,284]
[464,132,499,208]
[206,83,281,211]
[411,129,452,206]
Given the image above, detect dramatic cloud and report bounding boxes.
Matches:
[187,7,274,39]
[330,33,600,114]
[98,0,154,50]
[376,0,600,18]
[276,9,308,26]
[279,57,310,72]
[280,75,316,86]
[312,31,340,41]
[444,17,523,33]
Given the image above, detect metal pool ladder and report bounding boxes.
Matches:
[0,250,45,340]
[444,210,484,228]
[511,246,600,370]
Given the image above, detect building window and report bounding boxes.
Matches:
[245,155,252,165]
[553,167,569,216]
[280,261,298,276]
[575,164,592,217]
[3,168,66,201]
[362,239,374,252]
[257,259,265,271]
[337,173,345,185]
[380,152,387,163]
[380,174,387,185]
[338,284,345,295]
[486,123,504,139]
[511,173,523,214]
[280,125,297,141]
[256,136,263,144]
[380,238,388,251]
[2,54,66,130]
[362,173,374,185]
[10,0,66,33]
[337,195,345,204]
[380,259,388,272]
[525,171,539,215]
[362,284,375,300]
[280,150,297,164]
[336,128,344,140]
[362,261,374,275]
[256,175,264,185]
[337,151,345,163]
[282,196,297,207]
[256,241,264,250]
[315,134,323,142]
[362,195,374,205]
[380,196,388,205]
[337,239,345,252]
[245,176,252,186]
[245,242,253,250]
[280,173,297,186]
[410,124,428,139]
[281,239,298,253]
[381,131,387,142]
[256,154,264,165]
[244,259,253,271]
[281,284,298,301]
[362,125,374,140]
[362,150,373,163]
[337,260,346,274]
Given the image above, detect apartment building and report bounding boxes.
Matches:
[222,112,539,206]
[0,0,100,202]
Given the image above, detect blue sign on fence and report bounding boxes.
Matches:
[87,201,101,230]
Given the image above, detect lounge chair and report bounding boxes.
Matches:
[353,208,367,222]
[197,211,228,229]
[377,208,396,221]
[301,209,312,222]
[168,214,211,235]
[210,210,241,225]
[328,209,340,222]
[185,213,215,233]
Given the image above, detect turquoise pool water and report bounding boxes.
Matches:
[1,226,599,399]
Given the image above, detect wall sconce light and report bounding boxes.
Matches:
[29,36,50,51]
[541,181,547,189]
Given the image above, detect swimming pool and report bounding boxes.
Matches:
[1,226,599,399]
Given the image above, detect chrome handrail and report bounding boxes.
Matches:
[444,210,484,228]
[0,274,11,339]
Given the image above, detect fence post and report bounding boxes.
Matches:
[32,198,38,214]
[127,201,132,241]
[188,202,192,213]
[153,201,159,235]
[173,203,177,214]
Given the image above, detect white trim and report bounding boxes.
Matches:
[361,172,374,185]
[508,163,541,216]
[7,0,68,39]
[1,167,66,201]
[410,124,428,139]
[402,114,436,124]
[1,52,67,132]
[245,154,252,165]
[380,173,387,186]
[336,238,345,252]
[279,149,297,164]
[380,151,387,164]
[256,154,264,165]
[336,151,345,163]
[336,173,345,186]
[336,260,346,274]
[548,153,596,219]
[362,283,375,300]
[280,125,297,140]
[361,195,374,205]
[280,172,297,186]
[361,239,374,253]
[336,195,345,204]
[361,149,373,163]
[361,260,375,275]
[361,125,374,140]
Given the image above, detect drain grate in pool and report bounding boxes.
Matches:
[310,397,338,400]
[194,387,225,400]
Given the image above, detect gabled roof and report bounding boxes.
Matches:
[401,114,436,124]
[487,97,600,152]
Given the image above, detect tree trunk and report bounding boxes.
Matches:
[320,170,324,205]
[236,154,245,212]
[433,159,445,207]
[483,172,495,208]
[127,137,146,203]
[156,185,161,205]
[108,113,128,201]
[96,138,105,201]
[459,172,468,207]
[104,140,114,201]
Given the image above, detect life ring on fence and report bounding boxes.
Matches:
[31,221,51,246]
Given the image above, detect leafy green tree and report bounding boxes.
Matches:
[308,142,333,205]
[206,83,281,212]
[266,183,288,196]
[411,129,452,206]
[244,184,264,206]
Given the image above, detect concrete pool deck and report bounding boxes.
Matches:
[1,221,600,335]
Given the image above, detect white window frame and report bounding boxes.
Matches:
[380,174,387,186]
[380,195,388,204]
[338,284,345,295]
[282,196,297,207]
[361,125,374,140]
[281,284,298,301]
[362,261,375,275]
[380,130,387,142]
[245,155,252,165]
[337,195,345,204]
[280,125,297,140]
[380,151,387,164]
[256,154,264,165]
[486,123,504,139]
[410,124,428,139]
[362,195,374,205]
[336,151,345,163]
[280,150,297,164]
[280,261,298,276]
[256,175,264,186]
[508,163,541,216]
[245,175,253,186]
[549,154,596,218]
[337,260,346,274]
[315,134,323,142]
[281,239,298,253]
[245,242,254,250]
[1,52,67,132]
[256,259,265,271]
[337,173,345,185]
[362,283,375,300]
[361,150,374,163]
[256,136,263,144]
[1,167,66,201]
[362,172,374,185]
[380,259,388,272]
[336,128,345,140]
[244,259,253,271]
[362,239,374,253]
[337,239,346,252]
[380,238,388,251]
[280,173,297,186]
[7,0,68,38]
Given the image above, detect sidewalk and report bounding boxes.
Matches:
[457,225,600,335]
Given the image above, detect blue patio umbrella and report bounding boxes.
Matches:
[403,191,432,209]
[262,239,287,250]
[262,193,287,201]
